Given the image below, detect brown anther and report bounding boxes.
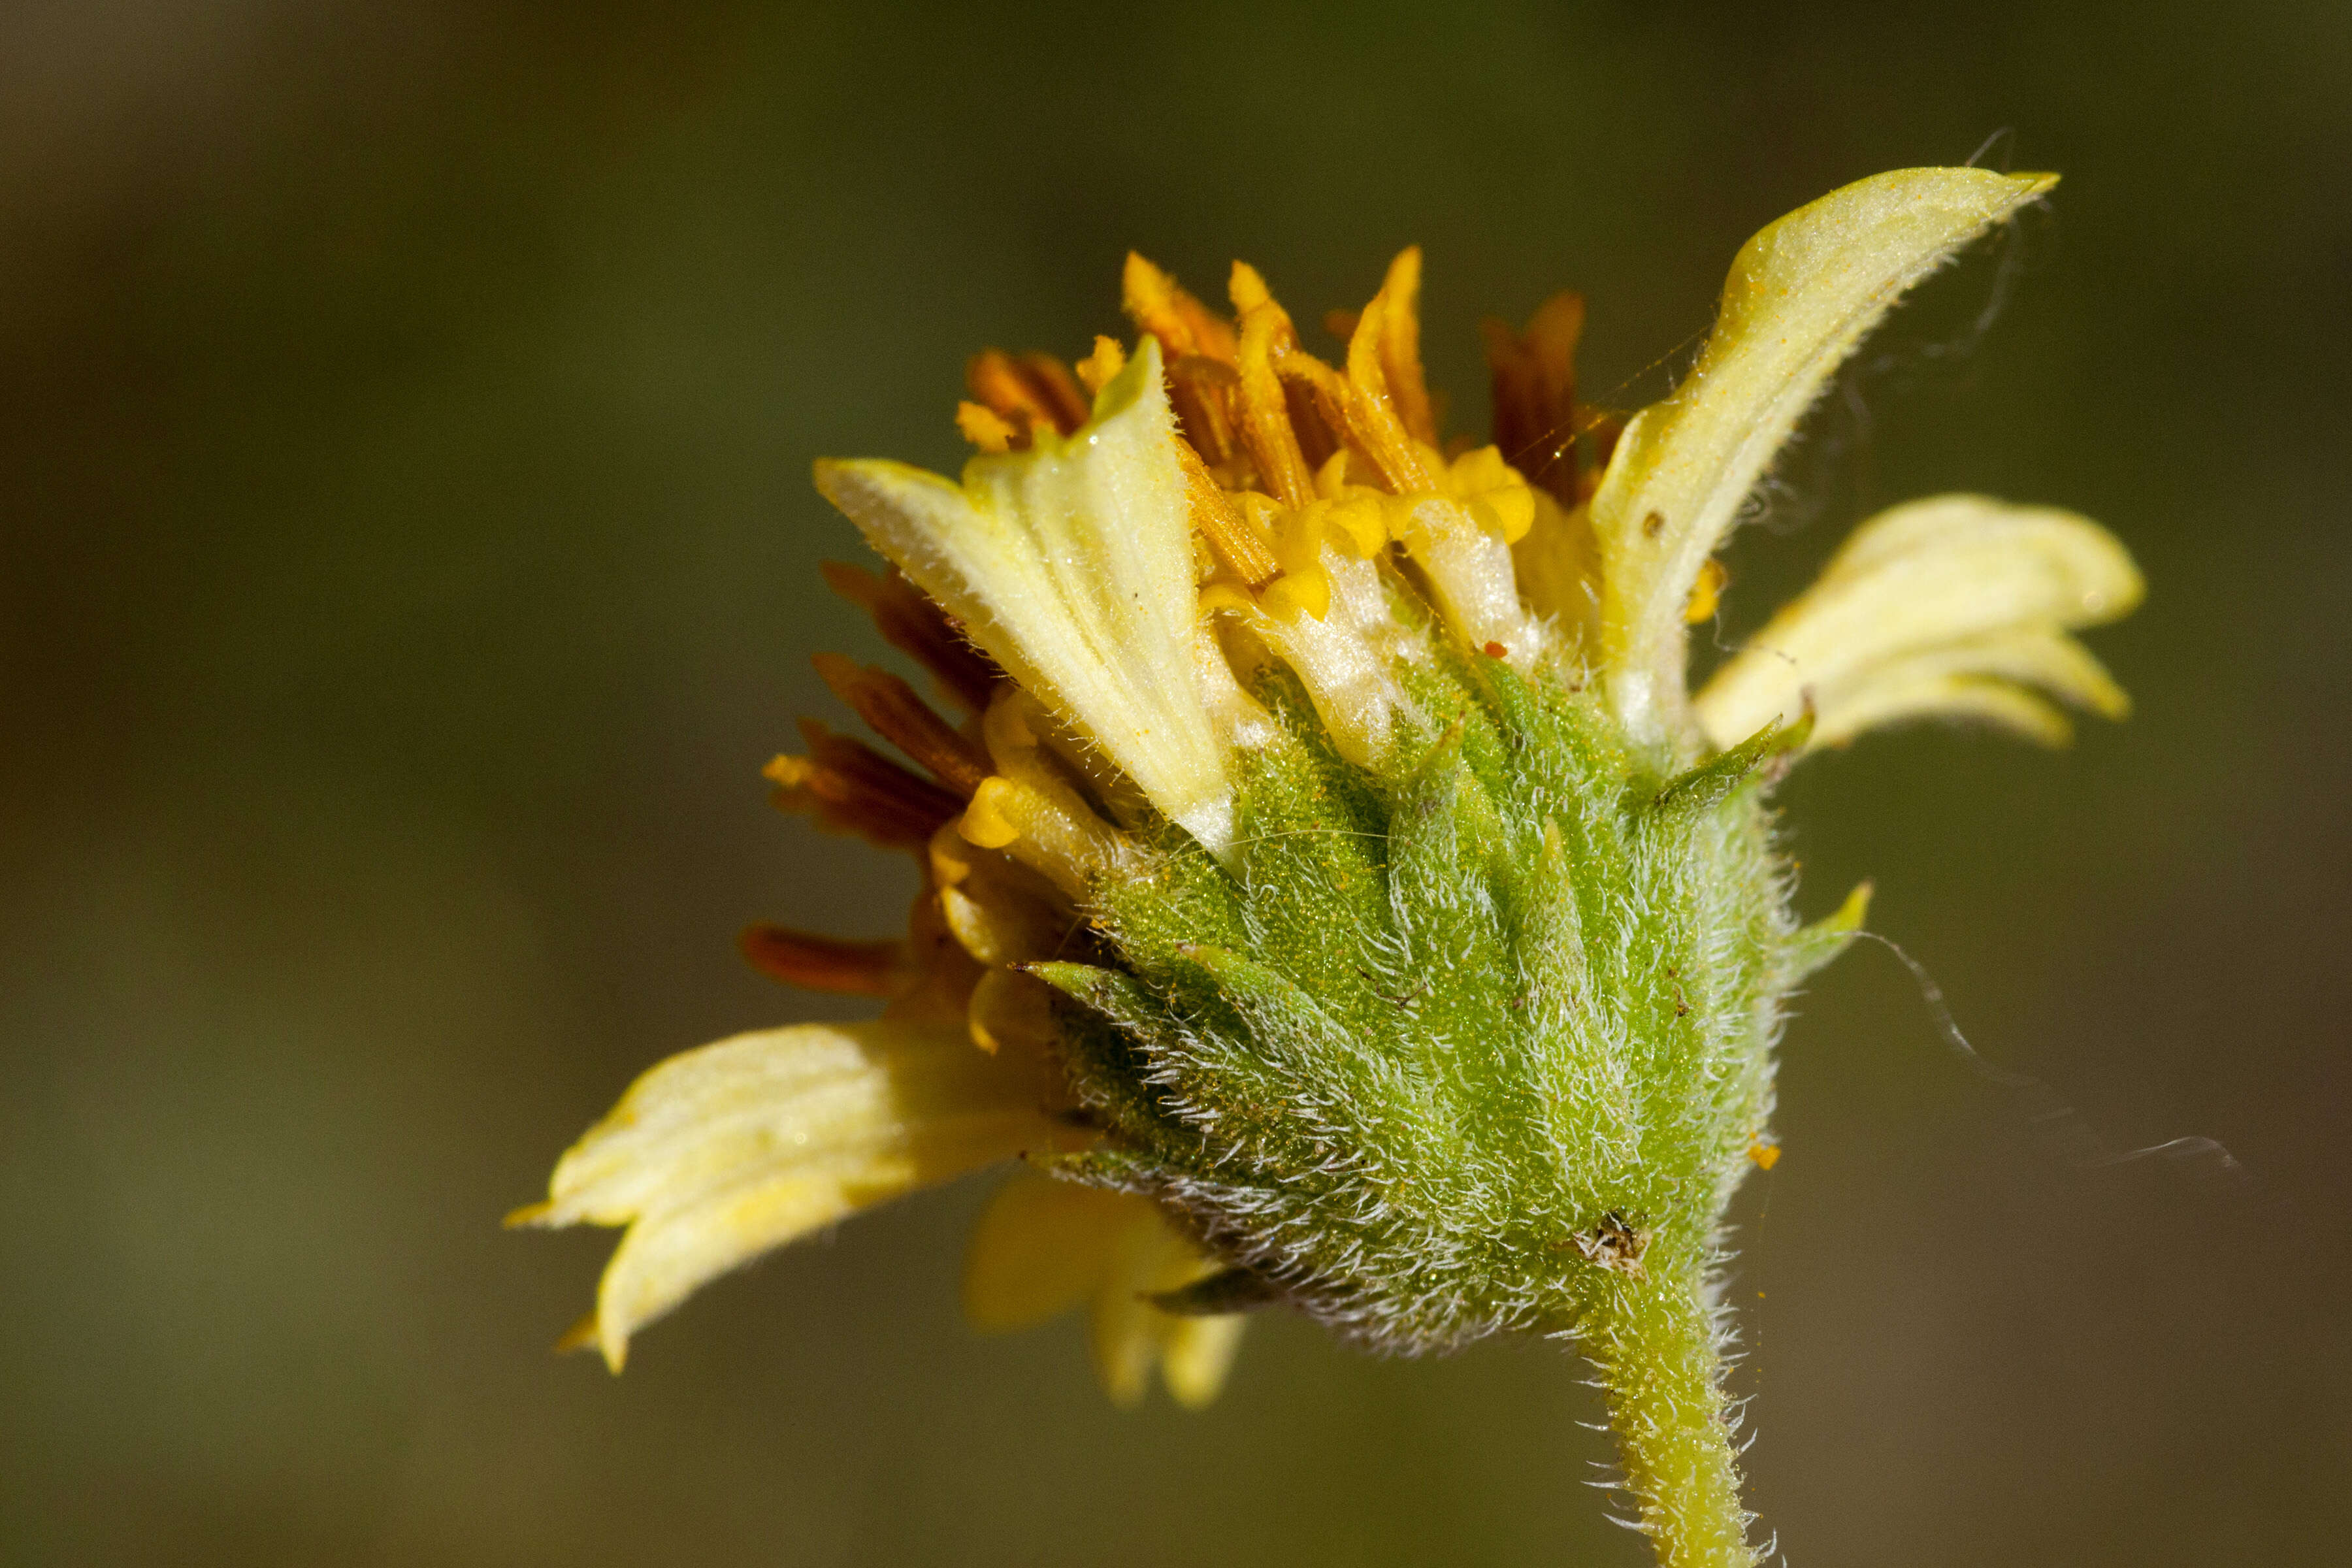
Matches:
[1017,352,1090,432]
[1481,290,1586,505]
[1269,349,1362,474]
[1122,252,1237,365]
[1175,439,1279,585]
[1282,376,1341,470]
[766,718,966,849]
[965,349,1089,442]
[821,561,1001,713]
[1165,354,1241,467]
[811,652,992,795]
[738,924,907,996]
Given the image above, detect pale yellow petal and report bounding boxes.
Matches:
[960,1168,1137,1331]
[1086,1200,1244,1409]
[1590,168,2058,748]
[1818,676,2076,748]
[1160,1313,1248,1409]
[1802,629,2125,748]
[1088,1205,1196,1407]
[529,1021,1058,1371]
[815,340,1237,858]
[1695,494,2141,748]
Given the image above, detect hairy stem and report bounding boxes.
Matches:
[1582,1269,1756,1568]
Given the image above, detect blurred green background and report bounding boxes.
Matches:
[5,2,2347,1563]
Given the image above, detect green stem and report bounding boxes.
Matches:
[1581,1268,1757,1568]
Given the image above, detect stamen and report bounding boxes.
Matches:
[819,561,1002,713]
[1176,438,1279,585]
[1164,355,1241,468]
[966,348,1090,441]
[1343,295,1439,493]
[956,400,1017,453]
[764,719,966,848]
[1371,248,1438,448]
[738,924,907,996]
[1282,372,1342,470]
[1275,351,1371,478]
[1075,336,1127,394]
[1122,252,1238,365]
[1228,261,1273,316]
[1019,353,1091,432]
[1480,291,1586,505]
[812,652,992,795]
[1235,302,1316,508]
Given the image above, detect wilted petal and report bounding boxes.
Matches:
[1591,167,2058,748]
[520,1021,1059,1371]
[815,339,1237,858]
[1696,494,2141,749]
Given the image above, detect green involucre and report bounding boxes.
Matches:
[1034,636,1851,1354]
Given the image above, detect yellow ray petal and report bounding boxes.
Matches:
[1814,672,2076,748]
[960,1169,1138,1332]
[1805,629,2125,747]
[525,1021,1060,1371]
[1695,494,2141,749]
[1085,1200,1246,1409]
[1160,1313,1249,1410]
[815,339,1239,860]
[1590,167,2058,749]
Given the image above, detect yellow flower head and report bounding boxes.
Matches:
[516,167,2140,1558]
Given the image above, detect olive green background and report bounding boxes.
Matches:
[5,2,2346,1563]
